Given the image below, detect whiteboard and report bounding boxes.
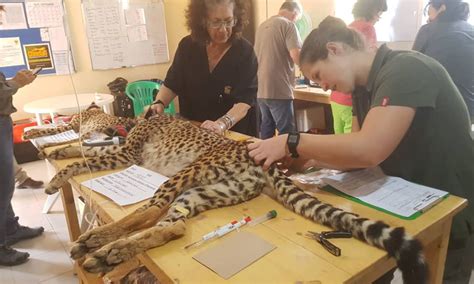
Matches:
[81,0,169,70]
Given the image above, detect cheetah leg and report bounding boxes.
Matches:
[70,163,210,260]
[80,178,263,274]
[70,206,164,260]
[45,149,135,194]
[23,125,74,139]
[41,145,123,160]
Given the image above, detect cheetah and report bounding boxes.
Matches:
[44,113,428,284]
[23,103,135,150]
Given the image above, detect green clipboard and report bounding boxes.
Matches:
[321,185,449,220]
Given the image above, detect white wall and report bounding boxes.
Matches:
[12,0,189,121]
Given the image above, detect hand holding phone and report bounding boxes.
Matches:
[32,67,43,75]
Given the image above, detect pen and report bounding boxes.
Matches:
[419,195,445,213]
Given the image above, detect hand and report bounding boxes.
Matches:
[11,70,36,88]
[247,134,289,170]
[149,103,165,115]
[200,120,225,135]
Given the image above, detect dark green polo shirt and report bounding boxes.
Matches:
[353,44,474,239]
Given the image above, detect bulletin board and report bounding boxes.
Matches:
[0,0,74,78]
[82,0,169,70]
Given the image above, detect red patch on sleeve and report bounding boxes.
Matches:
[381,97,390,107]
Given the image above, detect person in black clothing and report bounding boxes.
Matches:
[150,0,257,136]
[413,0,474,123]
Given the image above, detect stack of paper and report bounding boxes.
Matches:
[30,129,79,149]
[322,167,448,218]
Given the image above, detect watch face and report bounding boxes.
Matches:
[288,135,298,143]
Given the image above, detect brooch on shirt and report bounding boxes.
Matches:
[224,85,232,95]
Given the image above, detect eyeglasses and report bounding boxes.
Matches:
[207,18,237,29]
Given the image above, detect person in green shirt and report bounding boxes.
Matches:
[248,16,474,283]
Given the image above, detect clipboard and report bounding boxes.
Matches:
[322,185,449,220]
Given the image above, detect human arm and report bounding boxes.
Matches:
[248,105,415,170]
[1,70,36,98]
[150,85,177,114]
[288,22,302,65]
[289,48,300,66]
[201,102,251,134]
[150,37,188,114]
[351,116,360,132]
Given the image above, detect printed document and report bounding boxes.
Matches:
[30,129,79,148]
[82,165,169,206]
[322,168,448,217]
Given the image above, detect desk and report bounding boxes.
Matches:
[293,86,331,105]
[293,86,333,133]
[23,93,114,125]
[43,143,466,283]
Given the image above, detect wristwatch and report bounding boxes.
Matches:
[152,99,166,107]
[287,132,300,158]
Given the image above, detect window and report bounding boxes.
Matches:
[335,0,425,42]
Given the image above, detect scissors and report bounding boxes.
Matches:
[305,231,352,257]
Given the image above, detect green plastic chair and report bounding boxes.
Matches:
[125,81,176,117]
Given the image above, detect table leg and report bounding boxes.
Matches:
[323,104,334,134]
[59,182,81,241]
[42,192,60,214]
[35,113,43,126]
[424,218,452,283]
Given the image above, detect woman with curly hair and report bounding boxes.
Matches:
[150,0,257,136]
[413,0,473,123]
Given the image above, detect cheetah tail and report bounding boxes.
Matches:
[265,167,428,284]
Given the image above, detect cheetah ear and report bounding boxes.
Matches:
[86,102,100,110]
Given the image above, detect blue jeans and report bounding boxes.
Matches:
[0,116,18,244]
[258,99,296,139]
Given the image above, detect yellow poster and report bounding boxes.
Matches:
[23,43,54,69]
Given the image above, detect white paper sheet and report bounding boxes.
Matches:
[82,165,169,206]
[52,50,73,75]
[0,37,25,67]
[127,25,148,42]
[30,129,79,148]
[26,0,64,28]
[124,8,146,25]
[0,3,28,30]
[322,168,448,217]
[48,26,68,50]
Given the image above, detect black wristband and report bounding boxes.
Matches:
[287,132,300,158]
[152,99,166,107]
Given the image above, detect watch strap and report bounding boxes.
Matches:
[287,132,300,158]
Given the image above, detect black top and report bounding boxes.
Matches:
[353,44,474,238]
[164,35,258,136]
[413,20,474,121]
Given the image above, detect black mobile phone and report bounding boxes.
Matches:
[32,67,43,75]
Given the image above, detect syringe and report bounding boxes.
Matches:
[184,216,252,249]
[248,210,277,226]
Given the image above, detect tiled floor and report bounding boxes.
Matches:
[0,160,78,283]
[2,160,473,283]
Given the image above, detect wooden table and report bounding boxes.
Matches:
[44,138,467,284]
[293,86,334,133]
[293,86,331,105]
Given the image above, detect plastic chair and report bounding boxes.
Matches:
[125,81,176,117]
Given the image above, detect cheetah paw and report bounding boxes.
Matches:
[82,239,137,273]
[44,183,60,194]
[71,226,125,260]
